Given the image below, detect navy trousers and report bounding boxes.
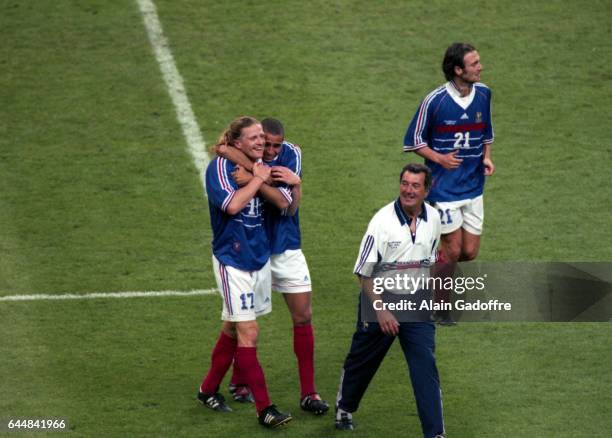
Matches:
[336,318,444,438]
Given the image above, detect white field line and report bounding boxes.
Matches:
[0,5,214,305]
[136,0,210,189]
[0,289,218,302]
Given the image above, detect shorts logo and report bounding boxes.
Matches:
[388,241,402,249]
[303,275,309,282]
[233,242,241,252]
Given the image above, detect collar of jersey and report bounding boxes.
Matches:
[394,198,428,226]
[446,81,475,110]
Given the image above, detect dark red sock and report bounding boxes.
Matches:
[229,361,242,386]
[200,331,236,394]
[234,346,270,414]
[294,323,316,398]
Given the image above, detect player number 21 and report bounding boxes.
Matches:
[453,132,471,148]
[438,208,452,225]
[239,292,254,310]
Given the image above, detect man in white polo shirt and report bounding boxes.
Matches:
[335,163,445,438]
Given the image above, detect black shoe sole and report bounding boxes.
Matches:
[261,416,293,428]
[196,394,232,412]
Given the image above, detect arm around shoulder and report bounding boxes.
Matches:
[225,175,266,215]
[216,143,254,171]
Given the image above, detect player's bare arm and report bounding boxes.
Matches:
[231,164,290,210]
[216,143,254,171]
[231,164,291,208]
[360,275,399,336]
[483,143,495,176]
[414,146,462,170]
[271,166,301,186]
[286,184,301,216]
[225,164,270,215]
[231,165,254,187]
[259,184,290,210]
[271,166,301,216]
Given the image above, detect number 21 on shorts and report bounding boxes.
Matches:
[438,208,452,225]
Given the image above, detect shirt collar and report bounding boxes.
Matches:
[447,80,474,99]
[394,198,428,226]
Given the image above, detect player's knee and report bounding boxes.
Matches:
[460,250,478,261]
[292,308,312,326]
[236,322,259,347]
[460,245,480,261]
[444,245,461,262]
[221,321,237,338]
[221,326,237,339]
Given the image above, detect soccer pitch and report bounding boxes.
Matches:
[1,0,611,436]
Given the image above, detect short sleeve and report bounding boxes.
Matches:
[353,216,383,277]
[483,89,494,144]
[205,158,237,212]
[429,205,442,263]
[279,143,302,177]
[403,98,434,152]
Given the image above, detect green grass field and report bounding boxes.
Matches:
[1,0,611,436]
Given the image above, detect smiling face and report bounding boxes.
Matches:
[234,123,265,161]
[399,170,428,213]
[263,132,283,162]
[456,50,482,84]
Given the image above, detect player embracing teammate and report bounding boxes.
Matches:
[197,116,327,429]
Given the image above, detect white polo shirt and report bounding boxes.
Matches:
[354,199,441,278]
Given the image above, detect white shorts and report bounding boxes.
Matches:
[212,256,272,322]
[270,249,312,294]
[432,195,484,236]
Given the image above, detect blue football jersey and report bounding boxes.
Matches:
[403,82,494,202]
[205,157,270,271]
[263,142,302,255]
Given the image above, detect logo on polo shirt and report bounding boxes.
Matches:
[388,241,402,249]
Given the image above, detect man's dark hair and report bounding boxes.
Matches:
[261,118,284,137]
[400,163,432,191]
[442,42,477,81]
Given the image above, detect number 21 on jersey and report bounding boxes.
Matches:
[453,132,470,148]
